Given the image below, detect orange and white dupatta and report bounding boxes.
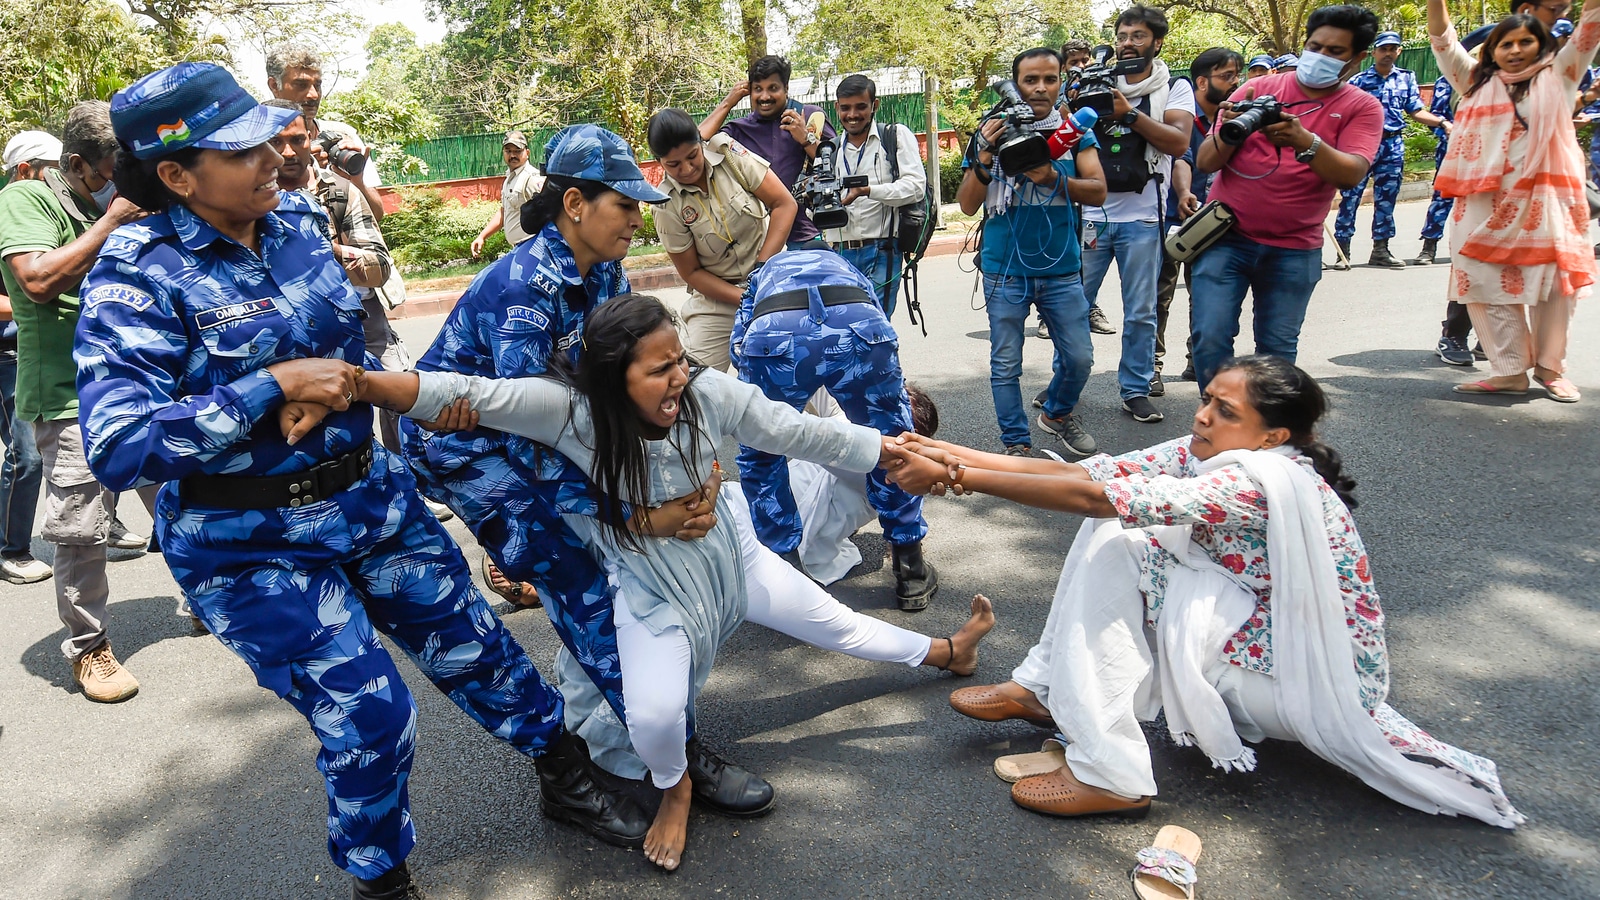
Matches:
[1433,41,1597,296]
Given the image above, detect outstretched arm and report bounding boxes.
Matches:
[885,444,1114,516]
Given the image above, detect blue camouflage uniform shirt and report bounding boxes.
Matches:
[75,192,373,492]
[1349,66,1424,134]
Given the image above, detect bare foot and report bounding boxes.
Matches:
[993,680,1052,720]
[644,776,692,871]
[926,594,996,676]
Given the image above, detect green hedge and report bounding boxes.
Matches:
[381,187,509,270]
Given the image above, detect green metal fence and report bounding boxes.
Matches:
[388,45,1449,185]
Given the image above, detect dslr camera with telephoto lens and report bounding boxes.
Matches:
[1218,95,1284,146]
[317,129,369,176]
[793,139,865,230]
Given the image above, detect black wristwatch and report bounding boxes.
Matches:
[1119,109,1139,127]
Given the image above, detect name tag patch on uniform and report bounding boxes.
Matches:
[195,298,277,331]
[555,329,581,351]
[504,305,551,331]
[85,284,156,312]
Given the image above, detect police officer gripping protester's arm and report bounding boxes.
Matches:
[1193,5,1386,389]
[1332,30,1449,269]
[826,74,928,319]
[647,107,797,372]
[73,64,655,899]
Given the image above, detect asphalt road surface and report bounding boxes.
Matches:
[2,201,1596,899]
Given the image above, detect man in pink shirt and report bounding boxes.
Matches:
[1192,4,1383,388]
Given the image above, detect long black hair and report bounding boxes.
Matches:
[1466,13,1554,100]
[520,173,612,237]
[1213,355,1358,508]
[548,293,707,549]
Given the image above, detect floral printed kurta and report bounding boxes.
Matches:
[1080,436,1389,710]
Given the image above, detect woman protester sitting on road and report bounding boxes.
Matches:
[71,64,659,899]
[885,355,1523,830]
[647,107,798,372]
[297,293,997,873]
[1429,0,1599,402]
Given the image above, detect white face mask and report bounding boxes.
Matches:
[91,179,118,212]
[1295,49,1349,89]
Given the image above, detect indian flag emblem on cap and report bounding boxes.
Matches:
[156,119,191,145]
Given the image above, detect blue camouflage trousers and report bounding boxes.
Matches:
[1422,140,1453,241]
[1335,134,1405,243]
[735,304,927,554]
[160,447,564,880]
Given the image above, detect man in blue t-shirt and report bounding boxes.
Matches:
[958,47,1107,458]
[700,55,836,249]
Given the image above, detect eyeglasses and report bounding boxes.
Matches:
[1115,32,1154,45]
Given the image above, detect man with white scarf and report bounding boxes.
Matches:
[1076,5,1196,428]
[957,47,1107,460]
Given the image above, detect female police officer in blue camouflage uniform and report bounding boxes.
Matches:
[71,64,648,899]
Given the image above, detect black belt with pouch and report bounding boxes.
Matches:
[751,284,875,320]
[1163,200,1237,264]
[180,438,374,510]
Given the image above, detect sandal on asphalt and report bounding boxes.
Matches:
[1130,825,1203,900]
[993,738,1066,784]
[1536,376,1582,403]
[1452,380,1528,396]
[480,554,542,608]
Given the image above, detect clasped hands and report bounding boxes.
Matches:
[881,433,970,497]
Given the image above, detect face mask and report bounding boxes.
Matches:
[91,179,117,212]
[1295,49,1349,89]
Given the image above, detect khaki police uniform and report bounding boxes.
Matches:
[656,133,772,371]
[501,164,543,246]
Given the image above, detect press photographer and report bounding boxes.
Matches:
[957,47,1106,460]
[821,75,927,317]
[1192,4,1384,388]
[1074,5,1196,427]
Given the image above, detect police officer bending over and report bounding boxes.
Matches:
[826,74,927,317]
[731,249,939,610]
[74,64,651,899]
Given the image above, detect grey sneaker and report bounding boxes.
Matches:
[107,517,149,551]
[1087,307,1116,334]
[1122,396,1164,423]
[1037,413,1097,457]
[1032,389,1047,410]
[1003,444,1034,458]
[1035,319,1050,339]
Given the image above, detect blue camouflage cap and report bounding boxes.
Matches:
[1374,31,1404,47]
[1553,18,1574,37]
[110,63,302,160]
[1274,53,1300,69]
[543,124,668,204]
[1247,54,1276,70]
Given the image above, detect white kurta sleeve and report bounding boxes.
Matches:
[698,369,883,473]
[408,371,573,447]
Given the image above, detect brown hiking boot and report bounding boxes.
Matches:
[73,642,139,703]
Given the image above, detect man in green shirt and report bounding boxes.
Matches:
[0,101,146,702]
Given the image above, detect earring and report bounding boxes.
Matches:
[573,216,581,223]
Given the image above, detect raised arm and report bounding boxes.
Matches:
[1428,0,1478,90]
[1558,0,1600,79]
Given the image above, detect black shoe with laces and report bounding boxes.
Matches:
[685,737,775,816]
[1149,372,1165,397]
[1122,396,1164,423]
[1436,336,1475,366]
[892,539,939,611]
[534,731,651,848]
[1416,238,1438,265]
[1031,389,1047,410]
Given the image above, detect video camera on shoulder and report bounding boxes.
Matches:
[1070,45,1150,120]
[1217,95,1283,146]
[987,79,1052,174]
[793,139,865,230]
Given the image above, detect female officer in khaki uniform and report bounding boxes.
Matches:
[647,107,796,371]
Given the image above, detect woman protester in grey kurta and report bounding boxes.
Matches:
[298,294,996,872]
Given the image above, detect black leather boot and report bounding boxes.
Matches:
[534,730,650,848]
[1416,238,1438,265]
[352,862,423,900]
[1332,238,1352,270]
[685,737,775,816]
[892,540,939,612]
[1368,240,1407,268]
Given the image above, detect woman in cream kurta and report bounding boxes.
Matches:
[1430,0,1600,399]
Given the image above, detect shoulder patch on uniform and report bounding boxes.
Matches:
[530,270,561,296]
[84,284,156,313]
[503,305,551,331]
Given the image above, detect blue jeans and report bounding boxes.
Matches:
[1189,232,1323,389]
[837,239,904,318]
[983,273,1092,448]
[1081,220,1162,400]
[786,236,831,252]
[0,353,43,559]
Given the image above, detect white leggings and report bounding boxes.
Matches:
[616,503,932,788]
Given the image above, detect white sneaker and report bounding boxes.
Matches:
[107,518,149,551]
[424,499,455,522]
[1,555,53,584]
